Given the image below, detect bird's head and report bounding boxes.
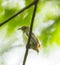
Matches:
[18,26,29,32]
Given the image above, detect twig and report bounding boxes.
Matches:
[0,1,36,27]
[22,0,38,65]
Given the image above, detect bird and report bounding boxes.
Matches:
[18,26,40,52]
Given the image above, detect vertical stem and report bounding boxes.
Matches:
[22,0,38,65]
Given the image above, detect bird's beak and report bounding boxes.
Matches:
[18,27,21,30]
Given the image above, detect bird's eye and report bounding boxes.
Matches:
[24,27,26,29]
[21,26,26,29]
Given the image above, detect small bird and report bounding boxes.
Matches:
[18,26,40,52]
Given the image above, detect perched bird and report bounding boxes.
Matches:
[18,26,40,52]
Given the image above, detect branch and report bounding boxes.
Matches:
[0,0,36,27]
[22,0,38,65]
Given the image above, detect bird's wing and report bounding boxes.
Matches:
[26,31,39,45]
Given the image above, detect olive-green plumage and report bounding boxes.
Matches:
[18,26,40,52]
